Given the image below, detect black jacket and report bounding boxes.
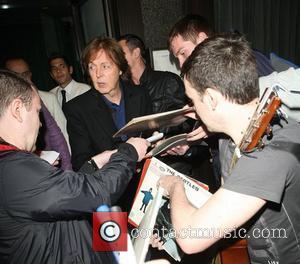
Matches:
[64,81,152,171]
[0,143,138,264]
[137,67,187,114]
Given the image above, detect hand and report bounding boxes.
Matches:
[92,150,117,169]
[166,144,190,156]
[182,104,197,119]
[187,125,209,141]
[158,175,182,197]
[150,233,164,250]
[52,157,60,167]
[126,137,150,161]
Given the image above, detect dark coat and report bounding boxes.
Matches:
[137,67,187,114]
[64,81,152,171]
[0,143,138,264]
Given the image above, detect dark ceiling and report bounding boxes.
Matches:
[0,0,75,24]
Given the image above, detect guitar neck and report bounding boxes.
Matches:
[239,87,281,152]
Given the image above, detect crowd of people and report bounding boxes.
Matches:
[0,14,300,264]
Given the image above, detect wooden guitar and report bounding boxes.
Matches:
[231,87,281,169]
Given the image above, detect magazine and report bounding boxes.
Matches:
[113,107,194,138]
[130,158,212,262]
[146,133,188,157]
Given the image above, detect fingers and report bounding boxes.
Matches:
[187,126,208,141]
[150,233,164,250]
[126,137,151,161]
[166,145,190,156]
[184,111,197,119]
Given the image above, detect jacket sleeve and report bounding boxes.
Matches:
[2,143,138,221]
[40,101,72,170]
[64,102,94,171]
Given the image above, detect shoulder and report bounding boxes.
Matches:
[50,86,59,94]
[122,80,148,97]
[264,119,300,160]
[146,67,181,82]
[73,80,91,91]
[64,89,94,112]
[1,151,52,180]
[39,90,57,101]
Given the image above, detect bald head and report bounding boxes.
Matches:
[5,58,32,81]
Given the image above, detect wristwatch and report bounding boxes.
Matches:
[88,158,99,171]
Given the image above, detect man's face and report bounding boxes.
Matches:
[88,49,121,97]
[22,91,41,152]
[170,33,207,68]
[49,58,73,87]
[5,59,32,81]
[184,78,214,132]
[170,35,197,68]
[118,40,135,68]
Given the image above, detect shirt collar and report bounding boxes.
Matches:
[60,79,74,94]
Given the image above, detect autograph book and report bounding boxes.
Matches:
[113,107,194,137]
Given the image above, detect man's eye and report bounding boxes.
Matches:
[103,64,111,69]
[88,64,95,71]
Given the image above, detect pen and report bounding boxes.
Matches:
[146,133,164,143]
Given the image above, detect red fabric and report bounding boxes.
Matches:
[0,144,18,152]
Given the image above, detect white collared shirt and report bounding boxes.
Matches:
[50,79,90,107]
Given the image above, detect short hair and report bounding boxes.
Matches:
[168,14,213,48]
[48,53,71,71]
[0,70,34,118]
[82,37,130,81]
[181,33,259,105]
[118,34,146,59]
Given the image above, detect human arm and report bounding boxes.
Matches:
[64,102,97,171]
[40,101,72,170]
[158,176,266,254]
[3,138,149,221]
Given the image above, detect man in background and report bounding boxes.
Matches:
[48,53,90,110]
[118,34,187,114]
[168,14,274,76]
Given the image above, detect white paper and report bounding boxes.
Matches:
[39,150,60,164]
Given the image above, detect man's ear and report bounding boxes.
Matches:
[133,47,141,59]
[196,32,208,44]
[203,88,219,111]
[10,98,24,122]
[69,66,73,75]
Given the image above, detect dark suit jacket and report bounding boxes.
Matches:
[64,81,152,171]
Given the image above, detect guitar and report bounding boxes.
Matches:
[230,87,281,169]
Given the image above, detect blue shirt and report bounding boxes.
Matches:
[101,86,127,140]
